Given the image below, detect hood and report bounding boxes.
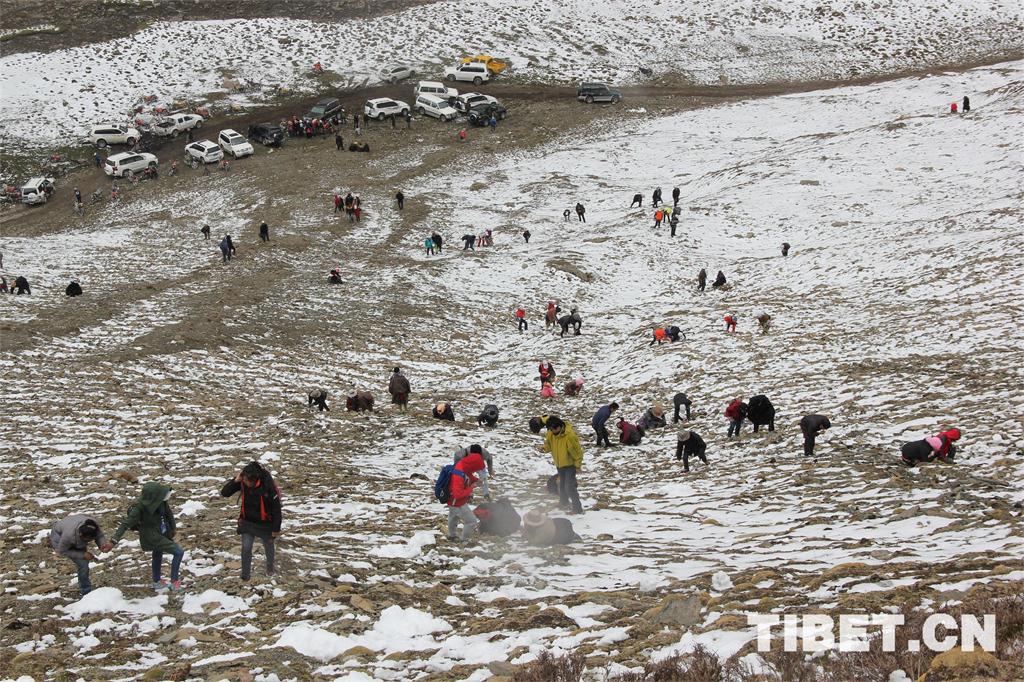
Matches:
[677,428,691,442]
[522,509,549,528]
[138,482,171,512]
[458,452,486,474]
[941,428,961,441]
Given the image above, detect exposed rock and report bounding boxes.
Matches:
[643,594,701,627]
[350,595,376,612]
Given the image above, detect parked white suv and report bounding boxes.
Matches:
[152,113,204,137]
[414,80,458,102]
[217,129,254,158]
[88,124,140,149]
[20,177,55,205]
[415,94,458,122]
[443,63,489,85]
[104,152,158,178]
[454,92,498,113]
[363,98,410,121]
[185,140,223,164]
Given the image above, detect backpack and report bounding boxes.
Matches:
[434,464,467,504]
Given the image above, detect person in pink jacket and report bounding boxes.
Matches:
[900,428,961,466]
[540,382,557,398]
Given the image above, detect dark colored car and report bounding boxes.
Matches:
[468,102,508,126]
[248,123,285,146]
[577,82,621,103]
[308,97,342,119]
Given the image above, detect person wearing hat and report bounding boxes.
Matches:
[388,367,410,410]
[639,404,667,430]
[799,414,831,456]
[308,388,329,412]
[900,428,961,467]
[521,509,579,546]
[111,482,186,591]
[675,429,708,473]
[432,402,455,421]
[537,416,584,514]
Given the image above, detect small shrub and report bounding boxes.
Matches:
[513,650,587,682]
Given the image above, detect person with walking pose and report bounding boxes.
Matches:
[220,461,281,582]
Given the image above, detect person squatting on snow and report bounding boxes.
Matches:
[328,268,343,285]
[477,404,500,427]
[220,461,281,582]
[538,416,584,514]
[540,382,557,398]
[725,396,747,437]
[900,428,961,467]
[756,313,772,334]
[563,377,584,397]
[66,281,83,297]
[673,392,693,422]
[454,444,493,500]
[445,451,487,541]
[592,402,618,447]
[521,509,579,546]
[618,418,643,445]
[474,499,521,536]
[713,270,727,288]
[800,414,831,456]
[51,515,113,596]
[781,242,790,257]
[746,394,775,432]
[638,404,667,430]
[388,367,410,409]
[675,428,708,473]
[346,391,374,411]
[432,402,455,421]
[308,388,329,412]
[111,482,185,591]
[651,325,682,345]
[724,314,738,332]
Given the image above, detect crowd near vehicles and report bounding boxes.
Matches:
[415,94,459,121]
[185,140,223,164]
[88,124,140,149]
[578,82,622,103]
[363,98,410,120]
[19,177,55,205]
[444,63,489,85]
[104,152,158,178]
[217,129,254,158]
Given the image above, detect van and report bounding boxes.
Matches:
[415,94,458,122]
[413,80,458,104]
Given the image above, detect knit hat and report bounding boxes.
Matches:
[545,416,564,431]
[677,428,691,442]
[522,509,548,529]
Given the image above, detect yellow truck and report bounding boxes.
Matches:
[460,55,509,75]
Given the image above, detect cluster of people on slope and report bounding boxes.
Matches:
[332,191,364,222]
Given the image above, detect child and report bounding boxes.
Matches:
[221,462,282,582]
[540,381,556,398]
[424,237,435,255]
[723,314,737,332]
[111,482,186,591]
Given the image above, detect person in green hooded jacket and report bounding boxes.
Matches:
[112,482,186,592]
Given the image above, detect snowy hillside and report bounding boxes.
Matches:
[1,57,1022,680]
[1,0,1022,147]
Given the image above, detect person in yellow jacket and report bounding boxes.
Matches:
[537,416,584,514]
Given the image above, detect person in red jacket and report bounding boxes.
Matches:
[725,396,746,437]
[514,307,527,332]
[537,360,555,385]
[447,452,486,542]
[724,314,737,332]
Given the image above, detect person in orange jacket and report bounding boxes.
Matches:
[650,327,667,346]
[724,314,737,332]
[514,307,527,332]
[447,452,486,541]
[654,208,664,228]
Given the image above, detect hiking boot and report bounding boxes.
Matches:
[152,580,169,592]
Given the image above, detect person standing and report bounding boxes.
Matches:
[962,95,971,112]
[219,236,232,263]
[591,402,618,447]
[488,115,497,131]
[335,131,344,150]
[672,186,680,205]
[575,202,586,222]
[539,416,584,514]
[395,190,404,210]
[201,224,211,240]
[50,515,113,597]
[697,268,707,292]
[669,213,679,237]
[388,367,410,409]
[800,414,831,456]
[675,429,707,472]
[725,396,745,437]
[353,113,360,130]
[258,221,269,243]
[453,444,492,499]
[652,187,662,207]
[654,209,664,229]
[405,110,412,128]
[424,236,435,255]
[111,482,186,592]
[514,307,527,332]
[94,151,103,168]
[220,462,281,582]
[781,242,791,257]
[431,231,443,254]
[390,113,397,129]
[523,229,531,243]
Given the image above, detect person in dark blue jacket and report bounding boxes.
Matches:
[592,402,618,447]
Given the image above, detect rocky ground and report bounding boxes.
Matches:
[1,43,1023,682]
